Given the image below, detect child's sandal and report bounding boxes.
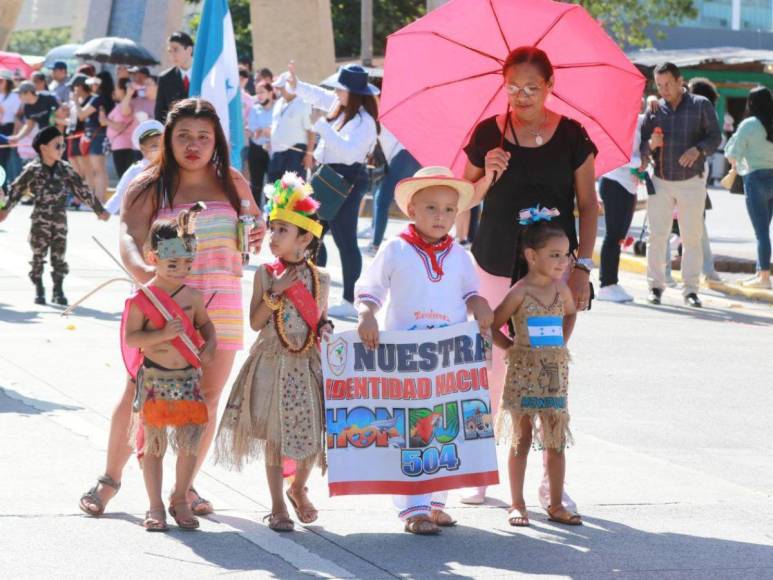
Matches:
[507,505,530,527]
[286,487,318,524]
[430,509,457,527]
[144,508,169,532]
[404,515,441,535]
[547,504,582,526]
[169,500,200,530]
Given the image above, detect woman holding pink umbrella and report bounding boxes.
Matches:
[462,46,597,526]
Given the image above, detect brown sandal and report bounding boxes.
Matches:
[286,487,318,524]
[547,504,582,526]
[264,512,295,532]
[79,475,121,517]
[189,487,214,516]
[430,509,457,527]
[508,505,530,527]
[144,508,169,532]
[405,515,441,535]
[168,500,200,530]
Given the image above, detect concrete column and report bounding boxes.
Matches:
[361,0,373,66]
[140,0,184,69]
[250,0,336,84]
[80,0,112,42]
[0,0,24,51]
[427,0,449,11]
[732,0,741,30]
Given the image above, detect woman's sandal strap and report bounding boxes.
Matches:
[97,474,121,491]
[263,513,294,532]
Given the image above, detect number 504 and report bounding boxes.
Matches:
[401,444,460,477]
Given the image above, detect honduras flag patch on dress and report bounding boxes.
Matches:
[526,316,564,347]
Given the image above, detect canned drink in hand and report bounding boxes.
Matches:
[238,199,255,264]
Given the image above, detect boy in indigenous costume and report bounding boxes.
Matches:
[216,173,332,533]
[122,207,217,531]
[355,166,494,535]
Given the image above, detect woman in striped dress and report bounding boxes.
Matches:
[79,99,265,517]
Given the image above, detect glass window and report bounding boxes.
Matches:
[741,0,772,30]
[683,0,733,29]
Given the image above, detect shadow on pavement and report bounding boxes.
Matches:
[0,387,82,414]
[627,301,773,326]
[314,513,773,578]
[0,302,42,324]
[60,305,122,322]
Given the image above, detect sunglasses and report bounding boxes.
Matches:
[504,83,544,97]
[50,143,66,151]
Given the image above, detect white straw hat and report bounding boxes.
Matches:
[394,166,475,216]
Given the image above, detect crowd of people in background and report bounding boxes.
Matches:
[2,39,772,307]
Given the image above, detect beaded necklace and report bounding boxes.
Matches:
[274,260,320,355]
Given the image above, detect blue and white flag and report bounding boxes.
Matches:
[189,0,244,169]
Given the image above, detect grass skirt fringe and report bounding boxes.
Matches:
[496,344,573,452]
[214,335,326,472]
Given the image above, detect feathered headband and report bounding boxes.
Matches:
[155,202,206,260]
[518,205,560,226]
[264,172,323,238]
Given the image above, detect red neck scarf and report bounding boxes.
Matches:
[399,224,453,278]
[120,285,205,380]
[265,259,320,330]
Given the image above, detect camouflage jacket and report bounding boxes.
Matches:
[5,159,105,217]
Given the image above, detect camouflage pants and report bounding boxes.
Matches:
[28,216,68,283]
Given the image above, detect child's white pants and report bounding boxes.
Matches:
[393,492,448,520]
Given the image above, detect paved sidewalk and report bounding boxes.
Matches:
[2,207,773,579]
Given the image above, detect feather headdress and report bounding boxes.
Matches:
[264,172,323,238]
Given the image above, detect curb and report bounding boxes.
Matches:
[592,250,773,305]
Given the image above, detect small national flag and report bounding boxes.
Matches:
[189,0,244,169]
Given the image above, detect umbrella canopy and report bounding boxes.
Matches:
[0,51,35,78]
[380,0,645,177]
[75,37,159,66]
[44,43,83,70]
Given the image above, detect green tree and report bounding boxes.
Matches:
[185,0,254,61]
[7,27,71,56]
[574,0,697,48]
[330,0,426,59]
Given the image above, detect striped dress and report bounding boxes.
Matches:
[157,200,244,350]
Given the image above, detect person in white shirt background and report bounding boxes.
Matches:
[286,62,379,318]
[596,108,645,303]
[361,125,421,257]
[0,70,22,184]
[247,82,275,206]
[103,120,163,215]
[266,72,314,183]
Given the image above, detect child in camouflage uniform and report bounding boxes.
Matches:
[0,126,109,305]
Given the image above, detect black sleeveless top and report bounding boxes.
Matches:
[464,115,597,278]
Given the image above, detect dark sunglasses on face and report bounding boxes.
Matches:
[51,143,66,150]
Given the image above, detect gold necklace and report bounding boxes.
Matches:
[274,260,320,355]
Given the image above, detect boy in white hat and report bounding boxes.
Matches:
[356,166,494,535]
[104,120,164,215]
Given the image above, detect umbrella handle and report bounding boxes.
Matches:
[488,104,510,188]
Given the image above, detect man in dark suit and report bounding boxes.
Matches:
[154,31,194,123]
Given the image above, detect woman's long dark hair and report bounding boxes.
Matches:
[96,71,116,114]
[747,86,773,143]
[328,92,380,134]
[0,78,13,96]
[130,98,240,221]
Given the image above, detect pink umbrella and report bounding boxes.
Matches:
[0,51,35,78]
[380,0,645,177]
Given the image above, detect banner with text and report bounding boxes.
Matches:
[322,321,499,496]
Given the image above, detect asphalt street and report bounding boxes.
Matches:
[1,204,772,579]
